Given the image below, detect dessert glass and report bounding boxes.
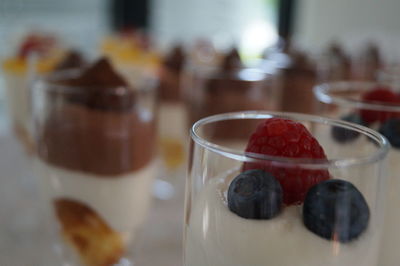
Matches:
[185,66,277,131]
[184,111,389,266]
[31,69,158,266]
[314,81,400,266]
[157,46,187,181]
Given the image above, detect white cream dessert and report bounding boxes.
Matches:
[158,103,187,170]
[185,174,379,266]
[185,117,378,266]
[37,159,158,243]
[35,58,158,266]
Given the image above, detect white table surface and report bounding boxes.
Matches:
[0,126,184,266]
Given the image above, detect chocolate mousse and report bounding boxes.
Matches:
[188,48,270,129]
[55,50,87,71]
[187,48,273,139]
[219,48,242,73]
[158,45,186,102]
[356,43,382,81]
[320,43,352,82]
[38,57,155,176]
[268,42,317,114]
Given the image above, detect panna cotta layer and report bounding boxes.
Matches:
[185,173,380,266]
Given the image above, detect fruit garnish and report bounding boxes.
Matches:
[360,87,398,123]
[18,33,57,59]
[303,179,370,242]
[243,118,329,205]
[228,169,283,219]
[331,113,365,143]
[54,198,124,266]
[379,118,400,148]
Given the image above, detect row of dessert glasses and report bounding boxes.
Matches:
[2,33,400,265]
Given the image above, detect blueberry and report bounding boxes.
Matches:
[379,118,400,148]
[228,169,283,219]
[303,179,370,243]
[331,113,365,143]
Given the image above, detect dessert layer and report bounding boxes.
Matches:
[158,103,187,169]
[159,103,187,138]
[188,71,273,139]
[185,175,379,266]
[37,158,158,238]
[38,103,156,176]
[54,198,124,266]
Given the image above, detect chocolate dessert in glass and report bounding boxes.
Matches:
[32,58,158,266]
[158,45,188,176]
[266,43,317,114]
[318,43,352,82]
[186,49,276,135]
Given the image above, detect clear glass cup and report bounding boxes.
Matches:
[314,81,400,266]
[184,111,389,266]
[31,69,158,266]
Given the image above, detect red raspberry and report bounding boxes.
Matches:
[243,118,329,205]
[18,34,56,58]
[360,87,399,124]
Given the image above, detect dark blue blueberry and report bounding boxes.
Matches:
[331,113,365,143]
[379,118,400,148]
[228,169,282,219]
[303,179,370,243]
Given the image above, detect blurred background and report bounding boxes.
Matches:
[1,0,400,265]
[1,0,400,122]
[1,0,400,56]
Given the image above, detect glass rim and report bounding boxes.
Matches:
[190,111,390,169]
[314,81,400,112]
[34,68,158,95]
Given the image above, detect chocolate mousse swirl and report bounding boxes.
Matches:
[189,48,269,139]
[55,50,87,71]
[159,45,186,101]
[38,58,156,176]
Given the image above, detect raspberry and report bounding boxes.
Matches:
[243,118,329,205]
[360,87,398,124]
[18,34,56,58]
